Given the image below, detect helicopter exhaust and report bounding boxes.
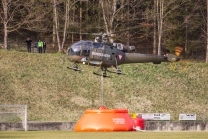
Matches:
[124,53,180,64]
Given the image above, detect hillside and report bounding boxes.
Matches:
[0,49,208,122]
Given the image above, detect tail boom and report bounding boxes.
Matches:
[124,53,180,64]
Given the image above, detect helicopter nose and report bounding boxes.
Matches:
[67,55,82,62]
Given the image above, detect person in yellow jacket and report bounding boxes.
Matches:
[38,40,43,53]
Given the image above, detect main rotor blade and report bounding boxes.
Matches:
[66,23,153,36]
[112,23,153,34]
[68,32,91,35]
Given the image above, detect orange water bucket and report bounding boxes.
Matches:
[74,109,134,132]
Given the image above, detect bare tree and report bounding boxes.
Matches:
[0,0,51,49]
[157,0,164,55]
[99,0,128,43]
[153,0,157,54]
[53,0,61,52]
[61,0,70,49]
[53,0,79,52]
[155,0,191,55]
[0,0,24,49]
[0,0,8,49]
[100,0,117,34]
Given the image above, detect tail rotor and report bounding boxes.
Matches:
[169,46,188,73]
[175,46,183,56]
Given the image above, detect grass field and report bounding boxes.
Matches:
[0,131,208,139]
[1,50,208,122]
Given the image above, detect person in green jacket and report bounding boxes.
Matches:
[38,40,43,53]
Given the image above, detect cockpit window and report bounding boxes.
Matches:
[68,41,103,56]
[82,42,91,56]
[71,42,83,52]
[83,42,91,51]
[69,42,83,56]
[93,42,102,48]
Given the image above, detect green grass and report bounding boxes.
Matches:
[0,131,208,139]
[0,49,208,122]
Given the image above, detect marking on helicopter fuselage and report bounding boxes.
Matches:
[92,52,110,58]
[118,54,122,60]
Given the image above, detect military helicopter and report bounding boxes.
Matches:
[66,32,181,77]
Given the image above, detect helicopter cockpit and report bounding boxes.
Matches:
[68,40,103,57]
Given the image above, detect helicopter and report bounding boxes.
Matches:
[66,32,181,77]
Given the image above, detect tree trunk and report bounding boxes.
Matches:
[61,0,70,49]
[100,0,109,33]
[79,1,82,40]
[53,0,61,52]
[53,13,56,51]
[157,0,163,56]
[206,0,208,62]
[2,0,8,49]
[153,0,157,54]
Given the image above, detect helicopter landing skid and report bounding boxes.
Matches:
[93,72,111,78]
[107,69,126,75]
[67,66,82,71]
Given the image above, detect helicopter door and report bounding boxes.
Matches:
[82,42,91,56]
[90,48,104,61]
[90,48,105,62]
[103,48,114,65]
